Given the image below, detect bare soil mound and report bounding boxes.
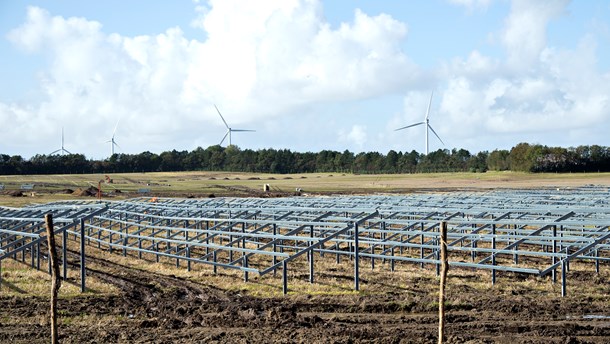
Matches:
[7,190,23,197]
[72,186,98,197]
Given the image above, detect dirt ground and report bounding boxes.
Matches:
[2,246,610,344]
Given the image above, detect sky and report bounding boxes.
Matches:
[0,0,609,160]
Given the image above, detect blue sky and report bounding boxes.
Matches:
[1,0,609,159]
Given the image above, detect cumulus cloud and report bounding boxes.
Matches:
[429,0,610,150]
[2,1,418,157]
[338,124,367,149]
[501,0,568,69]
[2,1,609,158]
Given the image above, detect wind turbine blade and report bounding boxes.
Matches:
[395,122,425,131]
[214,104,230,129]
[425,91,434,119]
[219,131,229,145]
[428,125,445,145]
[50,149,60,155]
[231,129,256,132]
[112,118,121,136]
[64,149,72,155]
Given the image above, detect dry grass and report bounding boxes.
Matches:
[72,243,610,299]
[0,258,118,297]
[2,234,609,304]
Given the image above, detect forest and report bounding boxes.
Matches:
[1,143,609,175]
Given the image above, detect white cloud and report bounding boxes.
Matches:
[448,0,492,11]
[338,125,367,149]
[419,0,610,152]
[2,2,418,157]
[501,0,568,69]
[2,1,609,158]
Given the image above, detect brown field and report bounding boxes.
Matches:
[1,170,609,207]
[1,171,610,343]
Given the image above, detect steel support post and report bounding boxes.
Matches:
[213,251,217,274]
[336,243,340,264]
[308,226,313,263]
[435,224,441,276]
[492,223,496,285]
[155,242,160,263]
[595,249,599,274]
[354,223,360,291]
[242,222,246,258]
[282,260,288,295]
[436,250,440,276]
[552,225,557,283]
[273,224,277,276]
[391,248,395,272]
[309,250,314,284]
[187,247,191,272]
[243,256,249,282]
[561,260,567,297]
[36,242,40,271]
[166,228,171,252]
[382,219,386,264]
[229,234,234,262]
[205,221,210,259]
[80,218,86,292]
[62,231,67,281]
[420,223,424,268]
[122,221,127,257]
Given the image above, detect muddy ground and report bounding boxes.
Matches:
[2,247,610,344]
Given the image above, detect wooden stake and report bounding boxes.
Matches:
[45,213,61,344]
[438,221,448,344]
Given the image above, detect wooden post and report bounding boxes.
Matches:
[438,221,448,344]
[45,214,61,344]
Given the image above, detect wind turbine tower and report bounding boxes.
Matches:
[50,127,72,155]
[214,105,255,146]
[394,91,444,155]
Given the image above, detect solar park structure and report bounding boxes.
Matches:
[1,186,609,296]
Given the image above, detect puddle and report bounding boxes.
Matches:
[567,315,610,320]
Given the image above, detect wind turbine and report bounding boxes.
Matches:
[394,91,444,155]
[106,119,121,156]
[50,127,72,155]
[214,105,255,146]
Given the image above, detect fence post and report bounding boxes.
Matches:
[45,214,61,344]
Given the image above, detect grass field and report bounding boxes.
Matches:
[1,170,609,207]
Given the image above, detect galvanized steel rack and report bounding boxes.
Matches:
[1,186,609,296]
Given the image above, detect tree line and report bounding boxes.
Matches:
[1,143,609,175]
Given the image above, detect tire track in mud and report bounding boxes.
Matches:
[3,248,610,343]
